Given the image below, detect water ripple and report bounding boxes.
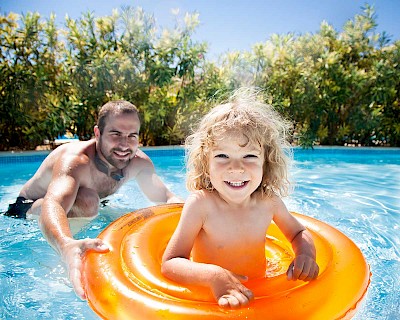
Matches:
[1,148,399,319]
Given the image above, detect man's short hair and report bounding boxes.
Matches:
[97,100,139,133]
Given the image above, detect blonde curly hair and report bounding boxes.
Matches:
[185,88,292,197]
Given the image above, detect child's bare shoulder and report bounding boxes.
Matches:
[188,189,214,202]
[255,192,286,210]
[186,190,219,213]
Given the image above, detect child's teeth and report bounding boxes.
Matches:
[230,181,244,187]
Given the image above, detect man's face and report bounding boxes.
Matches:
[95,113,140,169]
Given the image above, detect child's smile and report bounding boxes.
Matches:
[225,180,249,188]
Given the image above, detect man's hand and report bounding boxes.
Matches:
[60,238,109,299]
[210,267,254,308]
[286,254,319,281]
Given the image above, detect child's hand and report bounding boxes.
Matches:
[286,254,319,281]
[210,267,254,308]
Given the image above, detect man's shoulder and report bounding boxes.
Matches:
[133,148,151,161]
[130,149,154,168]
[122,149,154,180]
[52,140,95,168]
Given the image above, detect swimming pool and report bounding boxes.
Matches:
[1,147,399,319]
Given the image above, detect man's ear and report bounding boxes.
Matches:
[94,126,100,139]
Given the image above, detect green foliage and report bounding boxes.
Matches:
[0,12,69,150]
[219,4,399,147]
[0,4,399,150]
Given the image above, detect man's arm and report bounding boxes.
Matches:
[134,153,183,203]
[39,174,79,252]
[38,155,108,299]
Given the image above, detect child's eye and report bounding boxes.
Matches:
[215,154,228,159]
[244,154,258,158]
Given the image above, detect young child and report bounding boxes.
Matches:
[161,88,319,309]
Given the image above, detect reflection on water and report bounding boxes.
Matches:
[0,147,399,319]
[288,150,400,320]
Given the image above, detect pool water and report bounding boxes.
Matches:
[1,147,399,319]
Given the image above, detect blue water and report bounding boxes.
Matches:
[0,147,399,319]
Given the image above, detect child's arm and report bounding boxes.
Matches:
[271,196,319,281]
[161,193,254,308]
[286,228,319,281]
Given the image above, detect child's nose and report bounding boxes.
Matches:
[229,160,244,173]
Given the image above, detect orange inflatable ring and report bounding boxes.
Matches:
[83,203,370,320]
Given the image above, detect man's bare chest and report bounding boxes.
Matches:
[88,170,124,199]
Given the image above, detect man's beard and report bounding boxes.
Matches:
[99,139,133,170]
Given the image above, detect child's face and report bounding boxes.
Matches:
[208,131,264,205]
